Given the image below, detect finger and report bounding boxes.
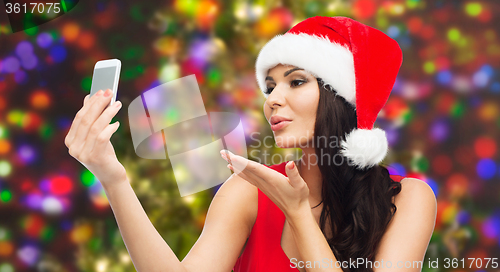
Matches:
[81,100,123,158]
[285,161,304,188]
[71,89,114,149]
[91,121,120,155]
[221,150,265,182]
[83,94,90,106]
[221,150,258,175]
[230,165,257,186]
[65,90,105,147]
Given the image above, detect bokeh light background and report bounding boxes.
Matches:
[0,0,499,271]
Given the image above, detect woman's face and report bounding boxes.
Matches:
[263,64,320,148]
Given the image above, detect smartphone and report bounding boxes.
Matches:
[90,59,121,108]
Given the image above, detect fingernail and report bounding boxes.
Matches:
[104,89,112,97]
[97,90,103,96]
[288,161,295,169]
[115,101,122,108]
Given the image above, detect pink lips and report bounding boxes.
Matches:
[270,115,292,132]
[271,121,291,131]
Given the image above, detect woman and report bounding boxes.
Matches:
[64,16,436,272]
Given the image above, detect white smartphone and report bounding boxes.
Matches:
[90,59,121,108]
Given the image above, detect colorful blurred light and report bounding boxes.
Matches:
[481,216,500,238]
[17,244,40,266]
[441,202,459,224]
[388,162,406,176]
[21,214,45,238]
[430,118,449,142]
[30,90,51,109]
[24,193,43,210]
[18,144,36,163]
[457,210,471,225]
[20,55,37,70]
[0,190,12,203]
[41,196,64,215]
[49,45,67,63]
[476,159,496,180]
[386,25,400,38]
[70,224,93,244]
[49,176,73,195]
[61,23,80,42]
[437,70,453,85]
[89,181,109,208]
[478,102,498,121]
[451,75,472,93]
[14,70,27,84]
[425,178,439,197]
[448,28,461,42]
[37,32,53,48]
[0,161,12,177]
[353,0,376,19]
[15,41,34,58]
[465,2,482,17]
[2,57,20,73]
[81,170,98,187]
[432,154,452,176]
[78,31,96,49]
[0,244,14,258]
[446,174,468,198]
[411,155,429,172]
[474,136,496,158]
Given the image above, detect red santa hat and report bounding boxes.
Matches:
[255,16,403,170]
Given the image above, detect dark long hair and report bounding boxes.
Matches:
[313,78,402,272]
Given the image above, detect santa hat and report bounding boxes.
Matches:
[255,16,403,170]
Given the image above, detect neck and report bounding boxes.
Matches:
[296,147,323,208]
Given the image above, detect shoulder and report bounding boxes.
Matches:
[181,174,259,270]
[375,177,437,261]
[396,177,436,205]
[394,177,437,221]
[212,173,259,234]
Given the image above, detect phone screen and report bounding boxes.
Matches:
[90,66,117,97]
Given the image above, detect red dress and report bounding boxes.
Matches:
[233,161,405,272]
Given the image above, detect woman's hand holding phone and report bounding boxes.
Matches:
[64,89,126,189]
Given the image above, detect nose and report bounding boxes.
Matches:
[265,85,286,110]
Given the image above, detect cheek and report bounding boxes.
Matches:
[263,104,271,120]
[293,93,318,123]
[291,90,318,139]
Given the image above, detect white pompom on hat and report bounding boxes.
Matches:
[255,16,403,170]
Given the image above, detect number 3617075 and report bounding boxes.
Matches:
[6,3,61,14]
[444,258,498,269]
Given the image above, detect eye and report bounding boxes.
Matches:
[265,79,307,95]
[291,79,306,87]
[265,87,273,95]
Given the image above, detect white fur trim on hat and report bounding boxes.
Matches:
[339,128,388,170]
[255,32,357,107]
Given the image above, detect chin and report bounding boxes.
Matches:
[273,133,298,149]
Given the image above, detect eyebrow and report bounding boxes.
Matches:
[265,67,304,81]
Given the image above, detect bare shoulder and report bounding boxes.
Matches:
[181,174,259,272]
[395,177,437,209]
[375,177,437,262]
[213,173,259,232]
[392,177,437,227]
